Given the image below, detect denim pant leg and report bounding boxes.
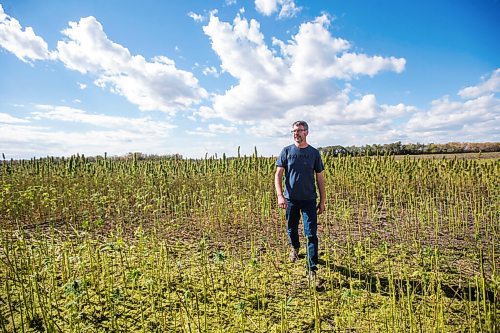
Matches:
[302,200,318,271]
[286,199,301,249]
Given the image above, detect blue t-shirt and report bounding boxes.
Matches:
[276,144,325,200]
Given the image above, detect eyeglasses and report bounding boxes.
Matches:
[291,129,306,133]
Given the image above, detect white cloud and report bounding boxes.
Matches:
[0,112,29,124]
[56,16,208,114]
[335,53,406,78]
[242,68,500,150]
[255,0,278,16]
[0,4,54,63]
[342,94,379,124]
[208,123,238,134]
[194,105,220,120]
[2,6,498,158]
[255,0,301,18]
[187,127,216,137]
[277,0,301,19]
[203,13,405,122]
[0,106,179,158]
[0,123,172,158]
[279,14,405,79]
[186,123,238,136]
[246,122,289,137]
[458,68,500,99]
[188,11,204,22]
[406,94,499,132]
[31,104,176,132]
[202,65,220,77]
[385,70,500,145]
[381,103,418,117]
[1,8,207,114]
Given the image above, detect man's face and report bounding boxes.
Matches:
[292,125,307,144]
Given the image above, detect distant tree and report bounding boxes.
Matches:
[319,145,350,157]
[318,141,499,156]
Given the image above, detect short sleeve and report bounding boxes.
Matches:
[314,151,324,173]
[276,147,287,167]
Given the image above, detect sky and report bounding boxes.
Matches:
[0,0,499,159]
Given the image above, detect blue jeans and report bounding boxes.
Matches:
[286,199,318,271]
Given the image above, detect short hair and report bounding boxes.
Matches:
[292,120,309,131]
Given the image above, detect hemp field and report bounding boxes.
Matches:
[0,154,498,332]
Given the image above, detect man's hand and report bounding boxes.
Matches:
[315,171,326,215]
[275,167,287,210]
[277,194,288,210]
[317,201,325,215]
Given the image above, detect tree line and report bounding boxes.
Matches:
[318,141,500,157]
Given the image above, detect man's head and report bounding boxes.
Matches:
[291,120,308,146]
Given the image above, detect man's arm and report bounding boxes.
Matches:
[275,167,287,209]
[316,171,326,214]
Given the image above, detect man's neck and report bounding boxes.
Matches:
[294,142,309,148]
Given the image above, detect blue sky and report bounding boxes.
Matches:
[1,0,498,159]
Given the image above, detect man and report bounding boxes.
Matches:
[275,120,326,283]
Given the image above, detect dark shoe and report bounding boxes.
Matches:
[289,248,299,262]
